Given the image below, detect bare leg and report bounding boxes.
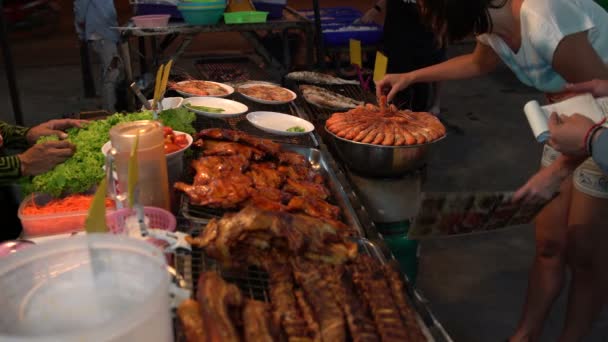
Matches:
[558,189,608,342]
[510,177,573,342]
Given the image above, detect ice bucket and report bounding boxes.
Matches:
[0,235,172,342]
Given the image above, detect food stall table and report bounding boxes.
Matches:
[116,7,314,107]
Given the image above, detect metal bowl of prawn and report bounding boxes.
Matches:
[325,127,444,177]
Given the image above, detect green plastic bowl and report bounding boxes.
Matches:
[224,11,268,24]
[178,8,225,25]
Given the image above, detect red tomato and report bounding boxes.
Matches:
[164,143,181,154]
[163,126,174,136]
[174,134,188,147]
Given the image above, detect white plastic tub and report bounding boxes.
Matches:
[0,235,172,342]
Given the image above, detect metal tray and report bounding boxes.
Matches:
[174,234,436,341]
[181,143,365,237]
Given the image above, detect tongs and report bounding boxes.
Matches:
[355,64,372,92]
[151,59,174,118]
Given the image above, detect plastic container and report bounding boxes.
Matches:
[224,11,268,24]
[131,14,171,27]
[101,131,192,187]
[106,207,176,234]
[178,6,225,25]
[109,121,170,210]
[18,193,115,237]
[134,3,183,20]
[0,235,172,342]
[252,0,285,19]
[321,23,383,46]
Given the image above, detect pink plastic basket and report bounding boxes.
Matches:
[106,207,176,234]
[131,14,171,28]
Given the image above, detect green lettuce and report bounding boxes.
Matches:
[24,108,195,197]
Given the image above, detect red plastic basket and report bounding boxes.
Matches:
[106,207,176,234]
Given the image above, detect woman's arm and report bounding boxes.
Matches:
[377,41,501,100]
[552,31,608,83]
[360,0,386,24]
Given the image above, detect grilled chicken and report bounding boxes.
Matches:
[177,299,207,342]
[283,179,330,200]
[287,196,340,220]
[278,151,309,167]
[246,162,284,189]
[202,140,266,161]
[191,155,249,185]
[191,206,357,266]
[197,272,243,342]
[175,172,253,208]
[243,300,275,342]
[278,164,324,184]
[197,128,281,156]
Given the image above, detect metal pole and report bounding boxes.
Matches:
[312,0,325,70]
[0,2,24,125]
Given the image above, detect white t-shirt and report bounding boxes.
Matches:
[477,0,608,93]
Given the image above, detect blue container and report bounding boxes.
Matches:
[322,23,383,46]
[253,2,285,19]
[179,7,225,25]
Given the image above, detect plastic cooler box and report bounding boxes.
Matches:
[252,0,285,19]
[320,22,383,46]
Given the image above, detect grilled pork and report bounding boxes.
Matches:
[197,272,243,342]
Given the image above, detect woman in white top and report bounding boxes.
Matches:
[376,0,608,341]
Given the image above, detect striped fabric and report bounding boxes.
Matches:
[0,122,29,150]
[0,156,21,185]
[477,0,608,93]
[0,121,30,183]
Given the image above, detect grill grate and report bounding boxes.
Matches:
[195,56,273,84]
[175,222,381,300]
[290,82,377,124]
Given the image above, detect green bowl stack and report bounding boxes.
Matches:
[178,0,226,25]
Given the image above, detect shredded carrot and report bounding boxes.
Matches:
[22,194,115,216]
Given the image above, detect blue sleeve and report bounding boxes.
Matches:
[592,129,608,174]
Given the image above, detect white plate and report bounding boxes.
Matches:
[171,80,234,98]
[141,97,183,111]
[237,83,297,105]
[182,97,248,118]
[246,112,314,136]
[101,131,193,158]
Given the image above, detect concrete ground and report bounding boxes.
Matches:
[2,5,608,342]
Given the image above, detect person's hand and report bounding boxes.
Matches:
[18,141,76,176]
[564,79,608,98]
[513,166,563,204]
[548,113,595,156]
[375,73,415,102]
[26,119,86,144]
[360,8,380,24]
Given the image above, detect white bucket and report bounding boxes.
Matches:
[0,235,172,342]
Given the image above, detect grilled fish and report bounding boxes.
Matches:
[300,85,363,110]
[287,71,359,85]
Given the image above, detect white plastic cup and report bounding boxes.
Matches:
[0,235,172,342]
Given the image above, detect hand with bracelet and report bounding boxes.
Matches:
[547,79,608,173]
